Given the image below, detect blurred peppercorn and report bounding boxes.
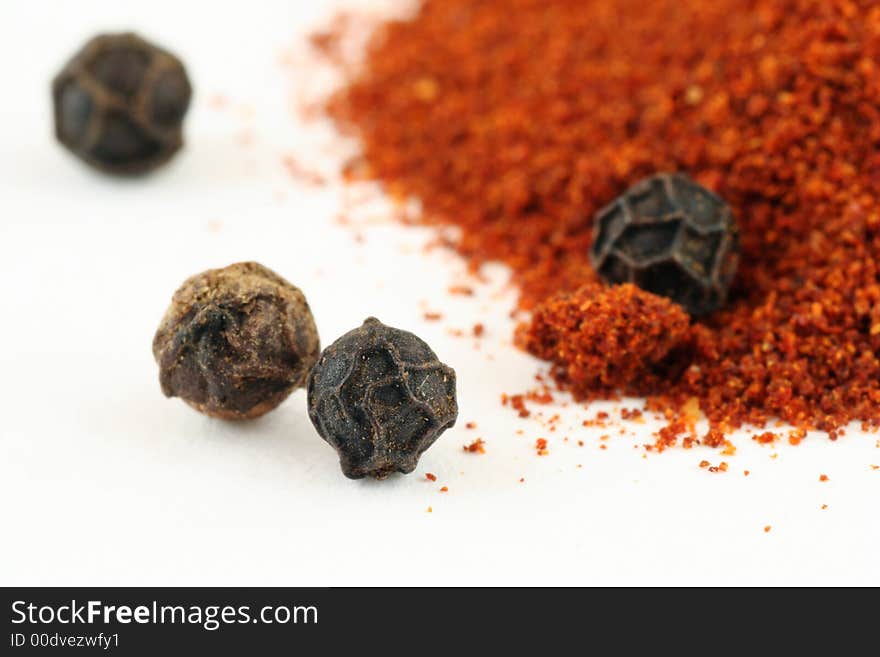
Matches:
[52,32,192,174]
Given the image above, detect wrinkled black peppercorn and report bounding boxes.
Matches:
[52,33,192,174]
[590,173,740,316]
[153,262,320,420]
[307,318,458,479]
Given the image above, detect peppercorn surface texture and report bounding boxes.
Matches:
[153,262,320,420]
[308,318,458,479]
[52,32,191,174]
[590,173,739,317]
[325,0,880,437]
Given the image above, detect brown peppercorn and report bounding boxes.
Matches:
[52,32,192,174]
[153,262,320,420]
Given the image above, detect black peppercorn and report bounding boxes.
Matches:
[52,33,192,174]
[307,318,458,479]
[153,262,320,420]
[590,173,740,316]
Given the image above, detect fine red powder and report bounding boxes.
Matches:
[463,438,486,453]
[322,0,880,438]
[516,284,690,399]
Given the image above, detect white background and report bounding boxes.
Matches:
[1,0,878,586]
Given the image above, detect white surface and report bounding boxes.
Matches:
[1,0,878,586]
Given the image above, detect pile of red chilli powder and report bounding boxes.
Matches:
[320,0,880,444]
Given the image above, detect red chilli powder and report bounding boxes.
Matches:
[321,0,880,439]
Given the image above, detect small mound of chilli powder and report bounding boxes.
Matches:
[516,284,690,399]
[321,0,880,439]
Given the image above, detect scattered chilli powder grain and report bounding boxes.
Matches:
[744,470,750,477]
[281,155,326,186]
[755,432,778,445]
[871,465,879,470]
[322,0,880,442]
[699,460,710,469]
[308,13,354,69]
[697,427,724,448]
[526,389,554,405]
[465,422,477,430]
[821,504,828,510]
[503,394,531,418]
[448,285,474,296]
[472,323,485,338]
[463,438,486,454]
[209,93,228,110]
[425,472,437,482]
[653,418,693,453]
[819,474,829,482]
[764,526,772,534]
[423,311,443,321]
[620,408,643,421]
[535,438,549,456]
[439,486,448,492]
[788,429,807,446]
